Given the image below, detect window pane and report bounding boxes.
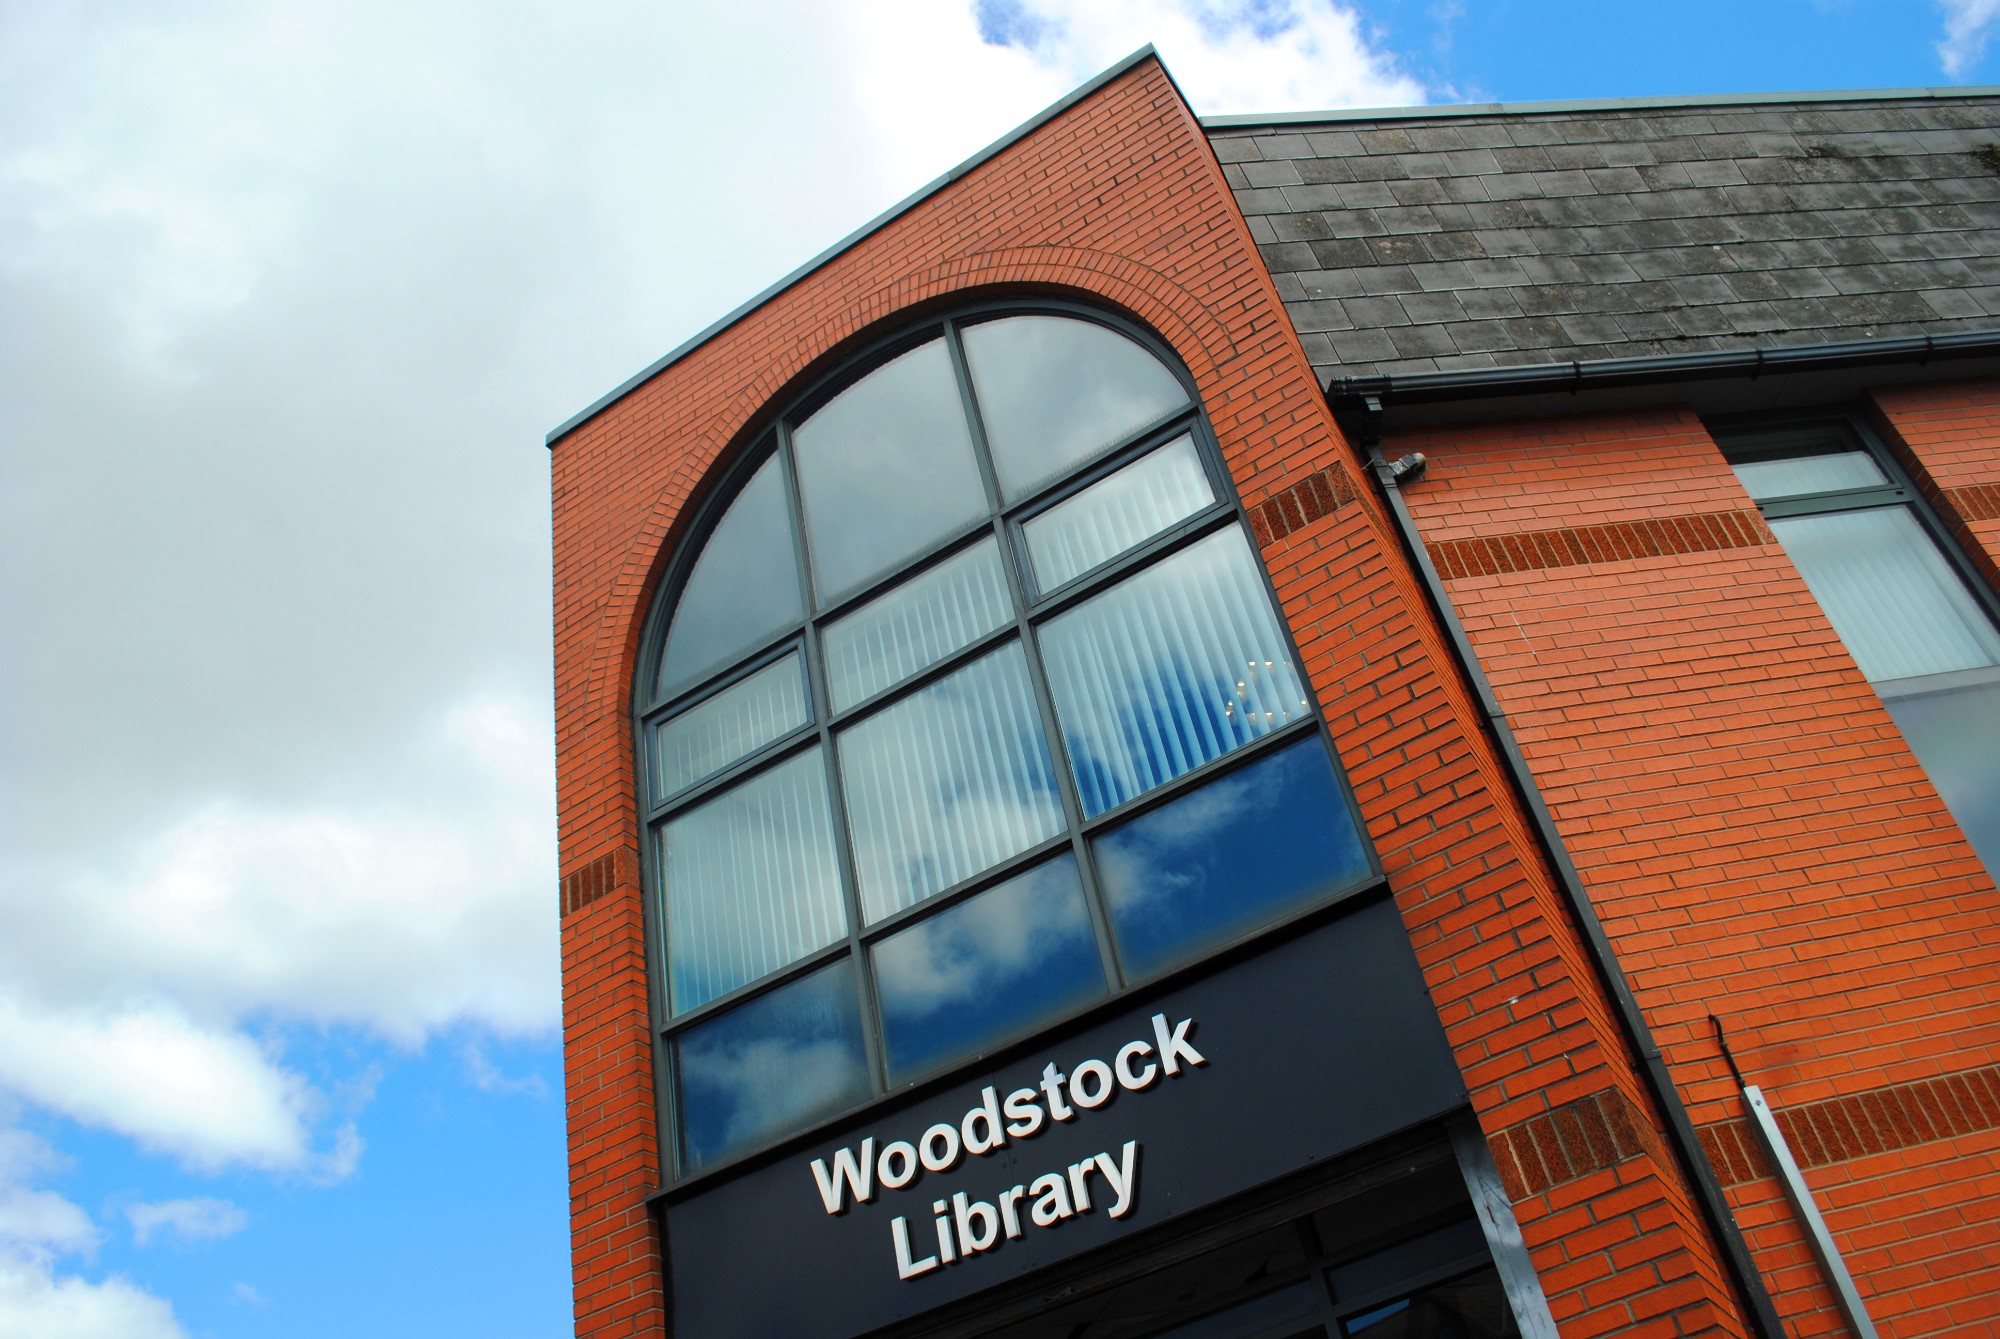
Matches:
[823,538,1014,712]
[1881,670,2000,878]
[873,855,1105,1084]
[1731,449,1885,501]
[793,339,989,603]
[964,315,1191,502]
[1094,737,1371,980]
[674,958,869,1172]
[1041,526,1312,817]
[653,653,809,800]
[1768,507,2000,680]
[839,644,1066,922]
[1024,435,1216,592]
[1338,1269,1515,1338]
[663,748,848,1013]
[657,456,803,698]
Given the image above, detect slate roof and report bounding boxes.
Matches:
[1205,91,2000,384]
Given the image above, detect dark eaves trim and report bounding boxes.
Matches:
[1328,328,2000,421]
[546,45,1164,450]
[1203,82,2000,129]
[1359,448,1791,1339]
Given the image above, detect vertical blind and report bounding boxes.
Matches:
[663,748,848,1013]
[1041,526,1310,817]
[1770,507,2000,681]
[653,652,809,800]
[822,538,1014,711]
[1023,434,1214,593]
[838,643,1066,922]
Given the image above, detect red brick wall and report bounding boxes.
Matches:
[1871,379,2000,592]
[1392,400,2000,1337]
[552,59,1756,1337]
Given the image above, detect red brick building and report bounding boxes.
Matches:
[550,52,2000,1338]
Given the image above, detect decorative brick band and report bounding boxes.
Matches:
[1248,461,1359,545]
[1946,481,2000,523]
[1488,1088,1664,1200]
[1427,508,1774,581]
[1700,1062,2000,1188]
[560,844,640,918]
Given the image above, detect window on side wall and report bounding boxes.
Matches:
[636,306,1382,1181]
[1719,418,2000,880]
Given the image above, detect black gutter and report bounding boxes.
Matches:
[1354,439,1789,1339]
[1329,328,2000,411]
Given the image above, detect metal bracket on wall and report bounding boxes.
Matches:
[1712,1016,1881,1339]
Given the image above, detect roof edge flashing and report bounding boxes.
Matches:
[1204,83,2000,130]
[547,45,1162,450]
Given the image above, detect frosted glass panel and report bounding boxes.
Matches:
[654,654,809,800]
[663,748,847,1012]
[1770,507,2000,681]
[872,854,1105,1084]
[793,339,988,603]
[838,644,1065,922]
[657,456,802,698]
[963,315,1190,501]
[1732,449,1885,501]
[1881,671,2000,880]
[1024,435,1214,592]
[823,538,1013,711]
[675,958,868,1171]
[1041,527,1310,817]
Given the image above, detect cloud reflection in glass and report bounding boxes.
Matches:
[1094,736,1371,980]
[674,958,869,1173]
[872,854,1106,1085]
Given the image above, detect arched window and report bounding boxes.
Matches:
[639,306,1379,1177]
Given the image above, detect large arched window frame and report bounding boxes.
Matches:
[636,302,1383,1183]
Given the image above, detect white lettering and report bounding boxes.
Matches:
[1069,1058,1114,1109]
[1002,1086,1044,1139]
[1114,1039,1157,1090]
[919,1122,961,1173]
[998,1184,1027,1239]
[1028,1172,1072,1226]
[892,1215,939,1279]
[1094,1141,1140,1218]
[932,1200,956,1263]
[961,1086,1005,1155]
[1065,1159,1095,1213]
[1151,1013,1206,1076]
[811,1138,875,1215]
[877,1140,918,1190]
[1040,1062,1075,1122]
[952,1191,1002,1254]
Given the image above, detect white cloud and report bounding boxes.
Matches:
[967,0,1425,113]
[0,1257,185,1339]
[125,1199,247,1248]
[0,1126,184,1339]
[1940,0,2000,76]
[0,1003,314,1174]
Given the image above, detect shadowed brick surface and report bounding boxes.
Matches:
[1208,93,2000,381]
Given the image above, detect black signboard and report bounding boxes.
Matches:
[665,897,1464,1339]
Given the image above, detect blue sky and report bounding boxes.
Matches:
[1,2,1995,1337]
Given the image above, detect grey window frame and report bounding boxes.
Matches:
[635,301,1385,1190]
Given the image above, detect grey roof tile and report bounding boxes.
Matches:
[1211,93,2000,381]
